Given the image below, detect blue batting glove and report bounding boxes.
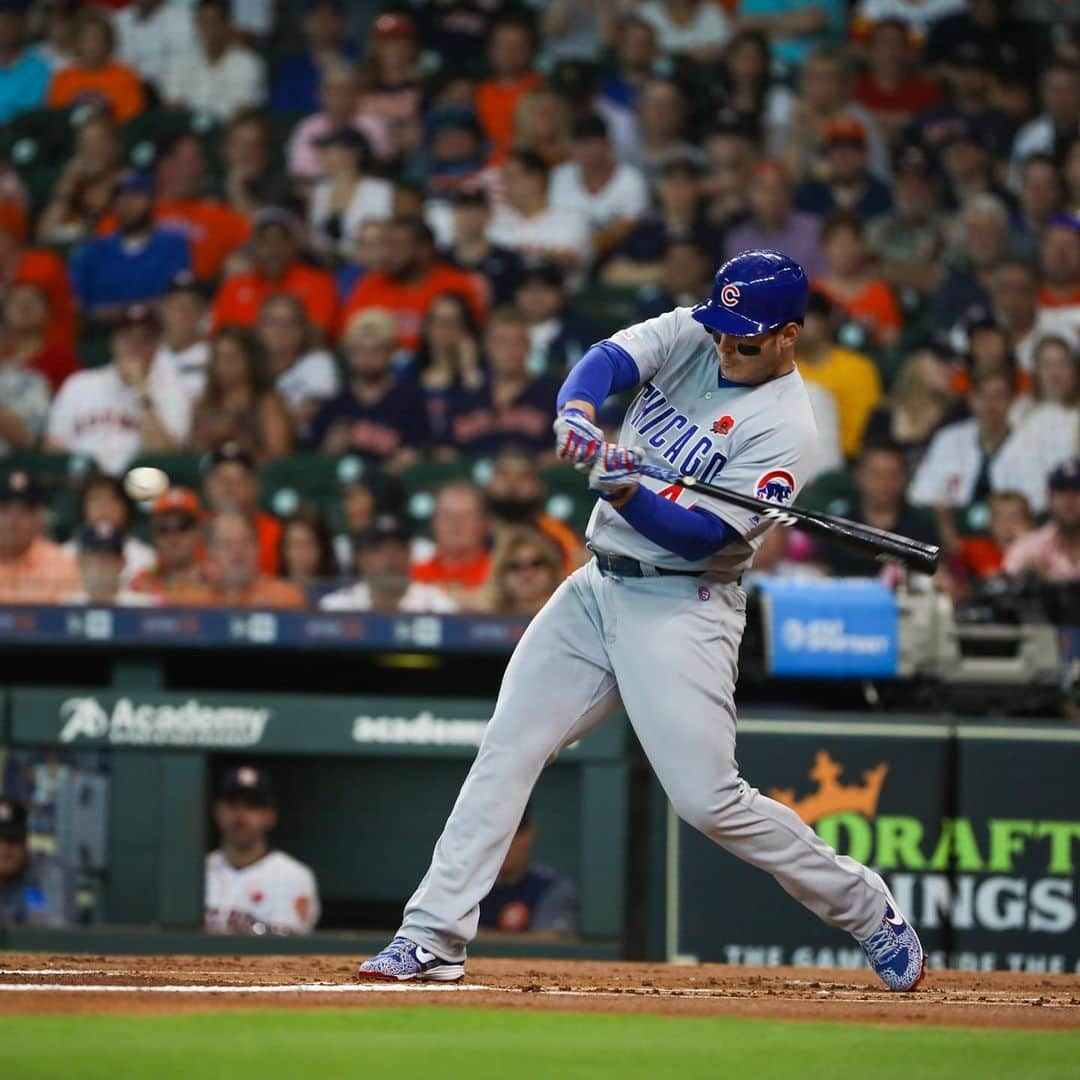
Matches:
[553,408,604,468]
[588,443,642,501]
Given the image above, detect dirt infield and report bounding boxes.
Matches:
[0,955,1078,1029]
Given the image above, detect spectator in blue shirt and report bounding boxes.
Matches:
[0,0,50,124]
[269,0,357,114]
[70,170,191,328]
[737,0,846,71]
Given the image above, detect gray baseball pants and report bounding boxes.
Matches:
[400,560,889,960]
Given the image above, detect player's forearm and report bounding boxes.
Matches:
[615,485,736,561]
[557,340,640,413]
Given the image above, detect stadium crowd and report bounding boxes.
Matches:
[0,0,1078,615]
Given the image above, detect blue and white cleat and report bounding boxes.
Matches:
[858,900,926,991]
[356,936,466,983]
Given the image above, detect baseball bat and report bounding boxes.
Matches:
[635,463,941,575]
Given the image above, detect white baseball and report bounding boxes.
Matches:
[123,466,169,502]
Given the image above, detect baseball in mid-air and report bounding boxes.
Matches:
[123,466,169,502]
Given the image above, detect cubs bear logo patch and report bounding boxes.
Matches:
[711,415,735,436]
[698,586,711,601]
[755,469,796,505]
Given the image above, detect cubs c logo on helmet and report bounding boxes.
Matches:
[755,469,796,505]
[720,284,741,307]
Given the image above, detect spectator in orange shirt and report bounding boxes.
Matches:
[193,510,305,609]
[0,219,77,352]
[129,487,209,603]
[341,217,486,351]
[211,208,338,340]
[812,209,901,348]
[957,490,1034,582]
[47,9,145,125]
[0,470,80,605]
[148,133,252,281]
[202,442,283,576]
[411,480,492,608]
[475,16,544,152]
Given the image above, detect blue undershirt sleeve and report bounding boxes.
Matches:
[556,340,641,412]
[615,485,737,562]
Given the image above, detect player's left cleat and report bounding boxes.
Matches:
[356,936,466,983]
[857,900,926,991]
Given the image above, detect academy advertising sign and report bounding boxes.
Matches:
[676,721,1080,972]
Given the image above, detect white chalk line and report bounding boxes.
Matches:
[0,978,1076,1009]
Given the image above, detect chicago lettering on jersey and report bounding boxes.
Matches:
[629,384,728,483]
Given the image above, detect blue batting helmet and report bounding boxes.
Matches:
[691,250,808,336]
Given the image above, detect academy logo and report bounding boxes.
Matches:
[720,284,741,307]
[711,414,735,436]
[755,469,796,504]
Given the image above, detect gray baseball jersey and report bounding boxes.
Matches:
[588,307,819,580]
[396,306,891,965]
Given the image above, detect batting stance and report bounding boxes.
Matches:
[359,250,925,991]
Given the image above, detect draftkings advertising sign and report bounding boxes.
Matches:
[676,720,1080,973]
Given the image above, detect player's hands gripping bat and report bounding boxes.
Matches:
[588,443,643,501]
[553,408,604,469]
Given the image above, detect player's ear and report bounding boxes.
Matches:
[777,322,800,350]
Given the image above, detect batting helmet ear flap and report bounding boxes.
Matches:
[692,249,809,336]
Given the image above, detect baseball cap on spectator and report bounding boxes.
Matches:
[315,128,371,155]
[151,487,203,521]
[659,148,706,176]
[355,512,410,549]
[948,39,997,71]
[206,442,257,473]
[1048,458,1080,493]
[427,105,485,141]
[571,114,609,142]
[893,143,931,176]
[823,117,867,147]
[0,469,43,506]
[164,270,203,299]
[114,169,155,197]
[77,521,125,557]
[518,260,564,289]
[218,766,275,806]
[937,116,982,152]
[0,797,28,843]
[115,303,162,333]
[371,12,415,39]
[451,187,489,207]
[252,206,301,236]
[708,109,759,142]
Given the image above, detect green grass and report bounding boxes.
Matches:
[1,1007,1076,1079]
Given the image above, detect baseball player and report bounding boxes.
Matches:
[358,250,925,991]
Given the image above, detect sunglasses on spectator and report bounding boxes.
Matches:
[153,519,196,537]
[506,557,547,573]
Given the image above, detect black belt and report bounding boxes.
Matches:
[590,549,703,578]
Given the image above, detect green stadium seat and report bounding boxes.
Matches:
[120,107,220,170]
[572,284,643,339]
[800,469,857,516]
[1,107,76,168]
[399,460,476,498]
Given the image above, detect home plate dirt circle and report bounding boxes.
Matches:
[0,956,1078,1028]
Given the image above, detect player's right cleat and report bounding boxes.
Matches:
[857,900,926,991]
[356,936,466,983]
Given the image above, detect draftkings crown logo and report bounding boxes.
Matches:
[769,750,888,826]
